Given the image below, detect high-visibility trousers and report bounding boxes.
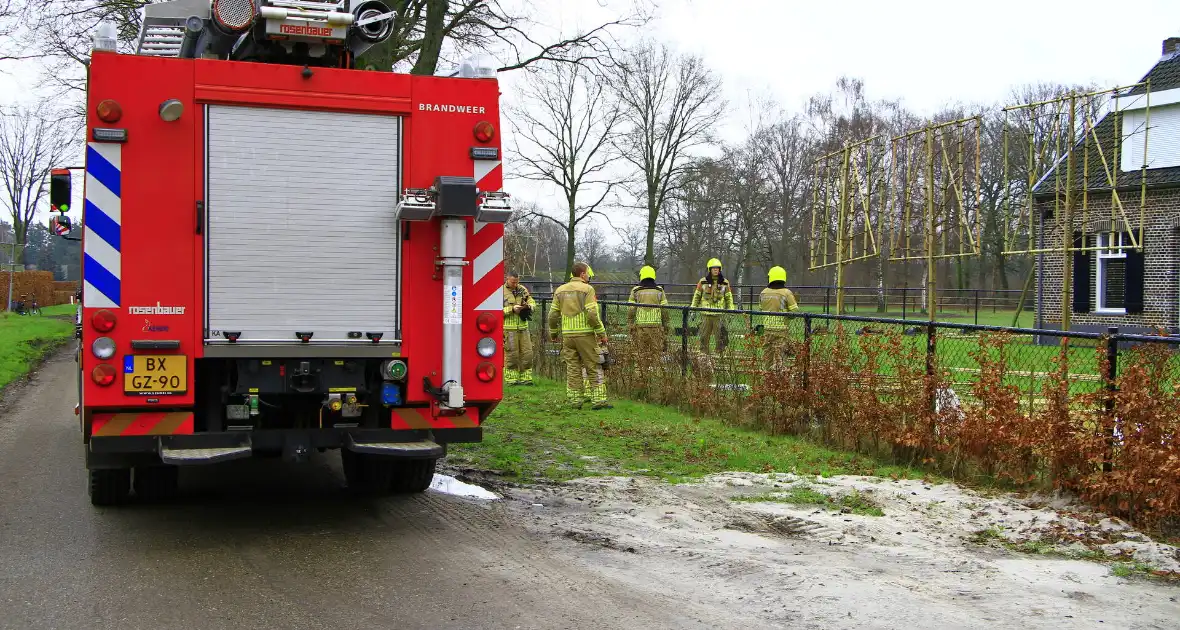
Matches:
[698,316,726,354]
[563,334,605,404]
[504,328,534,383]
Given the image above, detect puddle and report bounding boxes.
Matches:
[428,474,500,500]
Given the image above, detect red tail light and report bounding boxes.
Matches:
[91,309,117,332]
[474,120,495,143]
[476,312,498,334]
[96,100,122,123]
[475,362,497,382]
[91,364,116,386]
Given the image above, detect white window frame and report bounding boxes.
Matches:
[1094,232,1127,314]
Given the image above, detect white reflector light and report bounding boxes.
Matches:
[477,337,497,358]
[92,336,116,360]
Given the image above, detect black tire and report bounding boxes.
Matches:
[89,468,131,506]
[341,450,396,496]
[134,465,179,502]
[391,458,437,494]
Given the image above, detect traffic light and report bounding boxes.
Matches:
[50,169,71,213]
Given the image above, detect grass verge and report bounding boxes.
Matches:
[0,311,73,393]
[732,484,885,516]
[448,378,922,483]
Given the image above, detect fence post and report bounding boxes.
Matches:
[926,322,937,412]
[825,287,831,314]
[1104,326,1119,473]
[680,308,690,376]
[802,314,812,393]
[974,289,981,326]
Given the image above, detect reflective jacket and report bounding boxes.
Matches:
[691,277,734,314]
[628,281,669,327]
[502,284,536,331]
[756,284,799,331]
[548,278,606,336]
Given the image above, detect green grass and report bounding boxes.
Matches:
[38,304,76,316]
[733,484,885,516]
[1111,561,1157,578]
[0,311,73,392]
[449,379,923,483]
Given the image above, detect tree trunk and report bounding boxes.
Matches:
[876,251,886,312]
[644,188,658,267]
[566,202,577,279]
[410,0,447,76]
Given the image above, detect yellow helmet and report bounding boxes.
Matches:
[768,266,787,283]
[706,258,722,269]
[639,265,656,281]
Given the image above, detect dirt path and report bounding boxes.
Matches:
[7,351,1177,629]
[480,471,1180,629]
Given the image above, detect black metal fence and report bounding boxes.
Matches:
[523,282,1028,325]
[520,298,1180,526]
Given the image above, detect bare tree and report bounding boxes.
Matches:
[0,0,37,63]
[0,104,75,267]
[510,57,621,277]
[575,221,611,271]
[612,40,725,267]
[27,0,648,102]
[612,220,645,272]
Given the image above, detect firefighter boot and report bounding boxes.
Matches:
[519,368,534,385]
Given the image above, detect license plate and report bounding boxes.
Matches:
[124,355,187,396]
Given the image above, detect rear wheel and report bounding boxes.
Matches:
[134,465,179,502]
[341,450,396,495]
[391,458,437,494]
[88,468,131,506]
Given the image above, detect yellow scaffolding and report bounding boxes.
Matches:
[999,83,1152,335]
[887,115,984,320]
[809,135,889,314]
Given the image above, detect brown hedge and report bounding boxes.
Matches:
[0,272,76,309]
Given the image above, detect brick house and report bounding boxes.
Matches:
[1035,37,1180,335]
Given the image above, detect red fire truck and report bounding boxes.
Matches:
[51,0,511,505]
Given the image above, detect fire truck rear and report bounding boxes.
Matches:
[51,0,511,505]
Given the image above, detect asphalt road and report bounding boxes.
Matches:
[0,352,734,630]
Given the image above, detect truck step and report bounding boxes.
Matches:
[344,435,444,458]
[159,444,253,465]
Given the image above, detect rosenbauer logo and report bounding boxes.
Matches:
[419,103,487,114]
[130,302,186,315]
[280,24,333,37]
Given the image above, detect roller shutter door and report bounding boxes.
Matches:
[205,105,400,342]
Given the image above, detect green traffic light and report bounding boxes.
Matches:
[59,204,68,212]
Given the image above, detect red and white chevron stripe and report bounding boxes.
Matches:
[470,159,504,312]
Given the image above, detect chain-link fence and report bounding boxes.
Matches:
[521,297,1180,528]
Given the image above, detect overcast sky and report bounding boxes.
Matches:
[499,0,1180,238]
[3,0,1179,236]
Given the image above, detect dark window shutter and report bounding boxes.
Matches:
[1072,232,1091,313]
[1124,236,1145,314]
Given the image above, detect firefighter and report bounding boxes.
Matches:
[548,261,611,409]
[755,265,799,367]
[690,258,734,355]
[502,271,536,385]
[628,265,669,354]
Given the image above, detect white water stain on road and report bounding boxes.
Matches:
[428,473,499,500]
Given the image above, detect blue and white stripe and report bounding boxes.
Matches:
[83,142,121,308]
